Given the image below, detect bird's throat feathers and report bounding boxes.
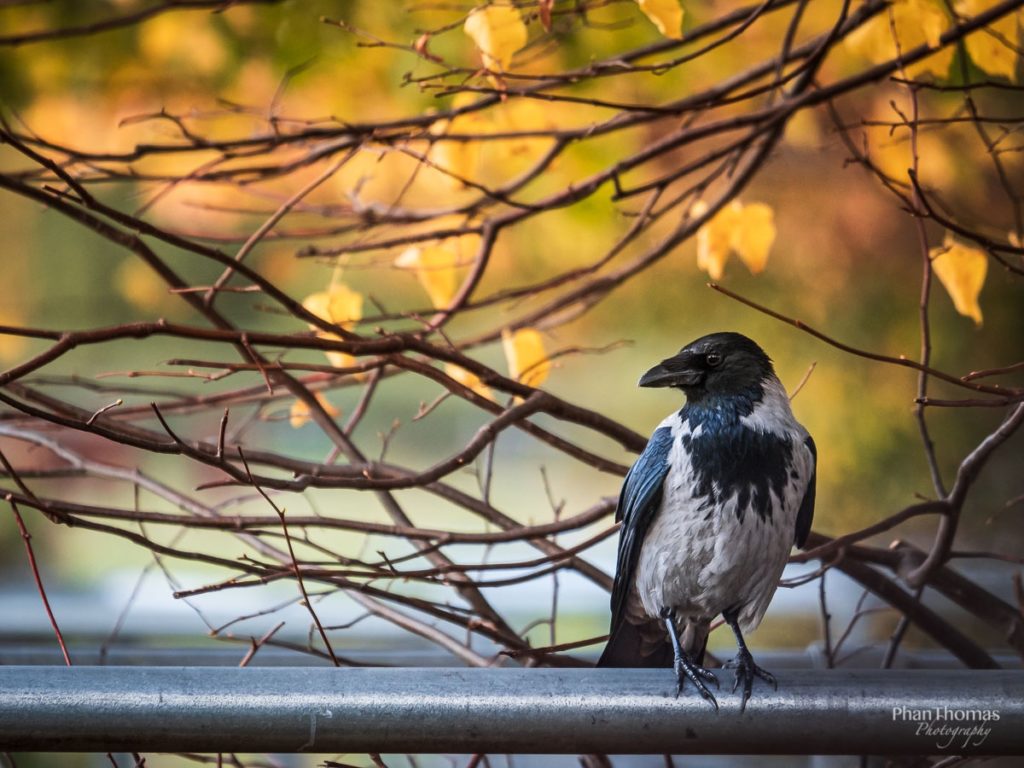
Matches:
[680,375,774,429]
[672,375,798,520]
[677,375,799,447]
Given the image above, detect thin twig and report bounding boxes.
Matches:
[237,447,340,667]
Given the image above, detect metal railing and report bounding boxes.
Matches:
[1,667,1021,755]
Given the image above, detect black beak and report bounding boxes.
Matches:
[638,358,703,389]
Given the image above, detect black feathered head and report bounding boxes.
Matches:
[638,331,775,401]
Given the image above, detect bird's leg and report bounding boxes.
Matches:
[722,609,777,713]
[660,608,718,710]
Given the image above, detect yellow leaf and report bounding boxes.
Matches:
[693,200,741,280]
[930,236,988,325]
[445,363,493,400]
[464,4,528,71]
[913,0,950,48]
[316,342,367,380]
[493,98,557,161]
[302,283,364,371]
[868,119,956,187]
[321,340,356,370]
[502,328,551,388]
[430,92,488,187]
[302,292,332,324]
[637,0,684,39]
[693,200,776,278]
[844,0,954,79]
[430,132,478,186]
[958,0,1021,81]
[732,203,776,274]
[301,283,363,330]
[395,244,461,308]
[289,393,341,429]
[451,228,482,263]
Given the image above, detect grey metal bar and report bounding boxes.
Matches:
[1,667,1021,755]
[4,644,1023,669]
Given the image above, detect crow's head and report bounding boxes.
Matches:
[638,332,774,401]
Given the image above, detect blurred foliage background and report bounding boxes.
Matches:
[2,3,1020,528]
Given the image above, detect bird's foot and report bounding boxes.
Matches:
[672,652,719,711]
[724,649,776,713]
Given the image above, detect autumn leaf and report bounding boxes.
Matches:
[450,226,483,263]
[311,330,361,372]
[464,4,528,71]
[912,0,950,48]
[430,92,488,187]
[302,283,363,329]
[637,0,684,39]
[693,199,775,279]
[301,283,364,371]
[844,0,954,79]
[395,244,462,309]
[694,200,741,281]
[867,114,956,187]
[445,363,493,400]
[958,0,1021,82]
[502,327,551,388]
[493,98,557,162]
[289,393,341,429]
[930,236,988,325]
[732,202,776,275]
[320,344,358,372]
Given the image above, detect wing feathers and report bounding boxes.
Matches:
[794,434,816,548]
[608,424,674,630]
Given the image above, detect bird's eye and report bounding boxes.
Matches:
[705,352,722,368]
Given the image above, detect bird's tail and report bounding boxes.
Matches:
[596,618,709,668]
[596,619,673,668]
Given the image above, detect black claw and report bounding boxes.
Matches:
[672,653,720,710]
[695,665,720,688]
[661,610,719,710]
[721,611,779,713]
[725,649,775,713]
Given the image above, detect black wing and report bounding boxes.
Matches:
[609,425,674,629]
[794,434,816,548]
